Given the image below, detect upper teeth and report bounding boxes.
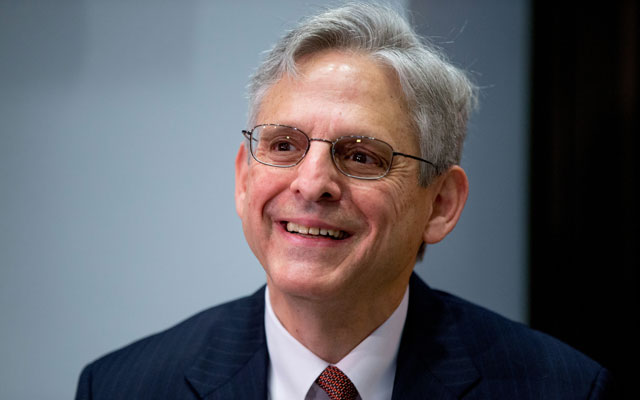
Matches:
[286,222,344,239]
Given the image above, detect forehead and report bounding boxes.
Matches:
[256,50,414,145]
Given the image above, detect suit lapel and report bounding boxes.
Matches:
[392,274,480,399]
[184,275,480,399]
[184,287,269,400]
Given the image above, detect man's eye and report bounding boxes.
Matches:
[274,141,293,151]
[351,152,374,164]
[269,137,298,152]
[344,149,382,166]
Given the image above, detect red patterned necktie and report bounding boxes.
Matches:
[315,365,359,400]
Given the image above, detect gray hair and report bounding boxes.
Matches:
[247,2,477,186]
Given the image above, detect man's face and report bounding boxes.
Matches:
[236,50,438,305]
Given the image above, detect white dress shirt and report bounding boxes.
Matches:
[265,286,409,400]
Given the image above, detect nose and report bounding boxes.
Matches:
[289,140,343,202]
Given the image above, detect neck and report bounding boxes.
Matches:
[267,281,408,364]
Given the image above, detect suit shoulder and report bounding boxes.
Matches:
[77,288,265,399]
[432,289,611,394]
[93,288,262,362]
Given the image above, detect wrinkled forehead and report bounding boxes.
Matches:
[294,50,409,104]
[255,50,415,145]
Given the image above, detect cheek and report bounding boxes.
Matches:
[244,167,291,218]
[355,183,429,254]
[355,179,413,218]
[394,191,421,220]
[353,185,407,232]
[385,174,425,218]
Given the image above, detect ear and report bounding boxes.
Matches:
[423,166,469,244]
[235,143,248,218]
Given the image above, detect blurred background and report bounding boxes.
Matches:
[0,0,635,398]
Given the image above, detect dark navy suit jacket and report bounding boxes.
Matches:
[75,274,612,399]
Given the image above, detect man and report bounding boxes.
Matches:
[76,3,612,399]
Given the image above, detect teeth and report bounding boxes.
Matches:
[286,222,344,239]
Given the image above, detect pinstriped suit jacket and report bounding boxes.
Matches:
[75,274,612,399]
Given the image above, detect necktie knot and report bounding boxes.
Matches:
[315,365,359,400]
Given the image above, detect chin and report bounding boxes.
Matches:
[265,265,348,301]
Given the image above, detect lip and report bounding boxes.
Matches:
[275,218,353,245]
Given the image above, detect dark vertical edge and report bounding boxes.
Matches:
[529,2,638,397]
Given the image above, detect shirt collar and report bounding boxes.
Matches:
[265,286,409,400]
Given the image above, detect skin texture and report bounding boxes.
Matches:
[235,50,468,362]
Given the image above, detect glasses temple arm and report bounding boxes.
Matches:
[241,130,259,142]
[393,151,438,168]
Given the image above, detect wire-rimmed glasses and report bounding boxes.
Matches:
[241,124,437,180]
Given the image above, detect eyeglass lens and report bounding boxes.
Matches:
[250,125,393,178]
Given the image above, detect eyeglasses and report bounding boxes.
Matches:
[241,124,437,180]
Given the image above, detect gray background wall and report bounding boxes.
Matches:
[0,1,529,398]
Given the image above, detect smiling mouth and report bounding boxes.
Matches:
[284,221,348,240]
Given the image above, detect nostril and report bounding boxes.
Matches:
[321,192,332,199]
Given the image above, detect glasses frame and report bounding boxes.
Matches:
[241,123,438,180]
